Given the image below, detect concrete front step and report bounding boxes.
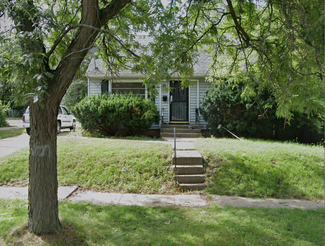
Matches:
[161,128,202,133]
[161,133,202,138]
[179,183,207,190]
[172,151,202,165]
[172,165,204,174]
[175,174,205,183]
[162,124,200,129]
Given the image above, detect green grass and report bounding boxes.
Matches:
[0,137,175,193]
[1,199,324,245]
[1,136,324,199]
[0,128,25,140]
[195,138,325,200]
[6,117,22,120]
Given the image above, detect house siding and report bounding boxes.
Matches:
[198,80,211,129]
[88,78,102,96]
[189,81,198,125]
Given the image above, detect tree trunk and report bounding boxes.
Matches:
[25,0,132,235]
[28,102,60,234]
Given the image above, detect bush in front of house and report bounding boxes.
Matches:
[201,79,279,138]
[73,93,159,136]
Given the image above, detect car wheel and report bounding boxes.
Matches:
[57,121,61,134]
[26,128,30,135]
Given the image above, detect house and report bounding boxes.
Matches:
[85,38,212,137]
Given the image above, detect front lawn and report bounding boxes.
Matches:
[0,137,174,193]
[1,199,324,246]
[0,128,25,140]
[195,138,324,200]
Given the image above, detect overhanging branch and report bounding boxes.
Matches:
[226,0,250,47]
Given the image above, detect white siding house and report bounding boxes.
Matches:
[85,43,212,132]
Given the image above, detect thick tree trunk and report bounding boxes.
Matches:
[25,0,132,235]
[28,102,60,234]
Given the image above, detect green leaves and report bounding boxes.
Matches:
[73,93,159,136]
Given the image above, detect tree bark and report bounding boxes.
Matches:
[28,102,60,234]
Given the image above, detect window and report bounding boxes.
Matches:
[101,80,109,94]
[112,82,145,97]
[62,106,69,115]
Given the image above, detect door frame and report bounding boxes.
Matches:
[169,81,189,123]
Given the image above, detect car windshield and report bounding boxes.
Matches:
[62,106,69,115]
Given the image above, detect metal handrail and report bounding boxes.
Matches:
[195,108,201,126]
[160,108,164,127]
[174,127,178,184]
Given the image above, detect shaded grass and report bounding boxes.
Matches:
[0,137,174,193]
[0,128,25,140]
[195,138,325,200]
[1,199,324,246]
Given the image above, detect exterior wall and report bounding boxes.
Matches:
[88,77,102,96]
[198,79,211,129]
[159,81,170,125]
[189,81,198,125]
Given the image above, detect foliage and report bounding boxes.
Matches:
[201,79,280,138]
[202,78,324,142]
[61,79,87,109]
[195,138,325,200]
[0,100,9,127]
[143,0,324,120]
[73,93,159,136]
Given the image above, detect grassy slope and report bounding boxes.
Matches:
[1,199,324,246]
[1,137,324,199]
[0,128,24,140]
[0,137,174,193]
[196,138,325,200]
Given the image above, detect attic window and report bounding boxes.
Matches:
[112,82,145,97]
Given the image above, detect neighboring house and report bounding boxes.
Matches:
[85,37,212,136]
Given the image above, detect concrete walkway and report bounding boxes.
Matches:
[0,133,29,158]
[0,186,324,209]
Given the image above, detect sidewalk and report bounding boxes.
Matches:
[0,186,324,209]
[0,133,29,158]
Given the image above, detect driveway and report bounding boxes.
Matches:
[0,133,29,158]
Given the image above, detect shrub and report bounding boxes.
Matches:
[0,100,9,127]
[73,93,159,136]
[201,79,279,138]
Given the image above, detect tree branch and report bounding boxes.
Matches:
[226,0,250,47]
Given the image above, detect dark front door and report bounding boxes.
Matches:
[170,81,189,122]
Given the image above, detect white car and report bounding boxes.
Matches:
[22,105,76,135]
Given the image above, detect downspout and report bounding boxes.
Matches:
[87,77,90,96]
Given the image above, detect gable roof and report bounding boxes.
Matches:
[86,36,212,78]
